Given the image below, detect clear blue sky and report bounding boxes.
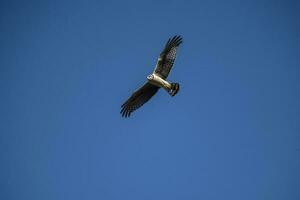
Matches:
[1,0,299,199]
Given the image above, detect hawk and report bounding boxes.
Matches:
[121,35,183,117]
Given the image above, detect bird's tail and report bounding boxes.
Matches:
[168,83,180,96]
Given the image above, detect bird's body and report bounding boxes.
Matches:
[121,35,183,117]
[147,73,171,91]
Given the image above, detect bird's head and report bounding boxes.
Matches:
[147,74,154,81]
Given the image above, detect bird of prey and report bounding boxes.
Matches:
[120,35,183,117]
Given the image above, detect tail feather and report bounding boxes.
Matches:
[169,83,180,96]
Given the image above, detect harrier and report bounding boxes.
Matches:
[121,35,183,117]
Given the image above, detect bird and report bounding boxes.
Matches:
[120,35,183,117]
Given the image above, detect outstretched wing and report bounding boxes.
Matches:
[121,82,159,117]
[154,35,183,79]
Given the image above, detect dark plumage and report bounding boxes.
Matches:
[154,35,183,79]
[121,83,159,117]
[121,35,183,117]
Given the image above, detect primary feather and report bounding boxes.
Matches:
[154,35,182,79]
[120,83,159,117]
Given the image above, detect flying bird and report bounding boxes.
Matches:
[121,35,183,117]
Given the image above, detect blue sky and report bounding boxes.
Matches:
[1,0,299,199]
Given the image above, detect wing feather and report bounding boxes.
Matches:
[154,35,183,79]
[120,82,159,117]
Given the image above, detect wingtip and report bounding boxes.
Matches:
[120,107,132,118]
[168,35,183,47]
